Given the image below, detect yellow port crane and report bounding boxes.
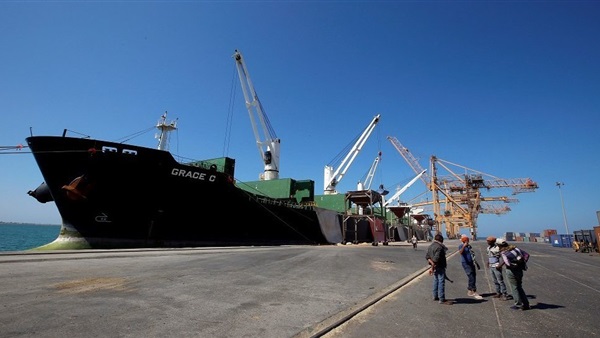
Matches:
[387,136,538,239]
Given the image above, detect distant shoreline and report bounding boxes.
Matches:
[0,221,60,226]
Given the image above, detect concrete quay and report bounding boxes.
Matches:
[1,239,598,337]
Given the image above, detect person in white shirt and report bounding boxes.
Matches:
[486,236,511,301]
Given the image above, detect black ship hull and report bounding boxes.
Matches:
[27,136,342,249]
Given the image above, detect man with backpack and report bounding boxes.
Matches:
[486,236,511,301]
[497,238,531,310]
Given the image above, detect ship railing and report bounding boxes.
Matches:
[184,160,223,173]
[253,195,314,211]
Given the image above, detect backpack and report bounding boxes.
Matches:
[509,247,530,271]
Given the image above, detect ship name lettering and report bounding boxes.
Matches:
[171,168,216,182]
[95,213,112,223]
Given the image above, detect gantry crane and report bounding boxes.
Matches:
[233,50,280,180]
[432,156,538,238]
[387,136,538,239]
[387,136,431,187]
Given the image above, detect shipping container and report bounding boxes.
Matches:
[504,233,515,241]
[550,234,562,247]
[550,234,574,248]
[573,229,595,245]
[560,234,574,248]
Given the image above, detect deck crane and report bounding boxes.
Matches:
[324,114,381,195]
[357,152,382,191]
[383,169,427,208]
[233,49,280,181]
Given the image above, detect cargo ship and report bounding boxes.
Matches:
[25,50,396,249]
[26,115,343,249]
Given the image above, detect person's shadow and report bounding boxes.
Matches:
[473,294,564,310]
[451,297,487,304]
[531,302,564,310]
[525,295,564,310]
[481,292,499,298]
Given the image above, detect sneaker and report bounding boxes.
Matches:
[439,300,453,305]
[433,297,439,301]
[510,305,521,310]
[492,293,502,298]
[521,305,531,311]
[471,292,483,300]
[467,290,475,296]
[500,295,510,301]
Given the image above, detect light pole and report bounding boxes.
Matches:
[556,182,570,235]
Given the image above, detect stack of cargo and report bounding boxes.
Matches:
[503,232,541,242]
[501,225,599,251]
[502,228,598,250]
[543,229,558,243]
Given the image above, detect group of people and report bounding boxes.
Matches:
[425,234,530,310]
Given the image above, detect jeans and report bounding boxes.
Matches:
[462,262,477,291]
[506,268,529,307]
[490,266,508,295]
[432,267,447,302]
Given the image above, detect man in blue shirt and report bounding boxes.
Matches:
[459,234,483,299]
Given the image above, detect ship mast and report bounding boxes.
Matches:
[156,112,177,151]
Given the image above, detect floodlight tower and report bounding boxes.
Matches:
[556,182,570,235]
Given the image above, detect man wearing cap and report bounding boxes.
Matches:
[486,236,511,301]
[497,239,531,310]
[458,234,483,299]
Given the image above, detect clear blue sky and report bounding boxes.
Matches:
[1,1,599,238]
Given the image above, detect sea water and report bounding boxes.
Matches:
[0,223,61,252]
